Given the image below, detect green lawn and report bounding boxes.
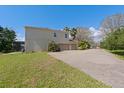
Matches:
[109,50,124,59]
[0,52,110,88]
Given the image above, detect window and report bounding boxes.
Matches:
[65,34,68,38]
[53,32,56,37]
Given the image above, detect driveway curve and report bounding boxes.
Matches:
[49,49,124,88]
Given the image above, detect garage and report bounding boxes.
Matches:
[58,43,77,51]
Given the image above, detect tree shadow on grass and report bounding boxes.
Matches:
[110,50,124,56]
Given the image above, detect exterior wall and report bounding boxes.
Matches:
[25,26,70,52]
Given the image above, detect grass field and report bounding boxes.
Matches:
[0,52,110,88]
[109,50,124,59]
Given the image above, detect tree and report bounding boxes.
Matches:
[76,27,95,48]
[64,27,77,40]
[76,27,93,40]
[100,27,124,50]
[71,28,77,40]
[64,27,97,48]
[100,14,124,34]
[0,26,16,53]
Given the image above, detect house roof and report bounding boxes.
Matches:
[25,26,67,33]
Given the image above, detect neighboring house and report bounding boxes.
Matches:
[25,26,77,52]
[13,41,25,51]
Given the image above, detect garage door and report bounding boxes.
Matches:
[58,44,77,51]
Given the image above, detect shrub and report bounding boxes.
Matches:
[78,40,90,50]
[48,41,60,52]
[100,27,124,50]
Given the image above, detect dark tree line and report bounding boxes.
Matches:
[0,26,16,53]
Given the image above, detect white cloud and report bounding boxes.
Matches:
[89,27,97,32]
[89,27,103,42]
[16,33,25,41]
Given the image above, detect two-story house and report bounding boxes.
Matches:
[25,26,77,52]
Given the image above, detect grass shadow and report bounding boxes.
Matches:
[110,50,124,56]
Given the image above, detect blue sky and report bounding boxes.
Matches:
[0,5,124,41]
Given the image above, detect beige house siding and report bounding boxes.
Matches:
[25,26,76,52]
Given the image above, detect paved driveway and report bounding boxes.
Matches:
[49,49,124,88]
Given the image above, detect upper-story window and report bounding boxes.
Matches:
[53,32,57,37]
[65,34,68,38]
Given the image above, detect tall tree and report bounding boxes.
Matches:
[0,26,16,53]
[100,14,124,34]
[100,27,124,50]
[76,27,92,41]
[76,27,95,47]
[64,27,96,48]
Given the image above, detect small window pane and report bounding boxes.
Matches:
[65,34,67,38]
[54,32,56,37]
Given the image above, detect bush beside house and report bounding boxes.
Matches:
[48,41,60,52]
[78,40,90,50]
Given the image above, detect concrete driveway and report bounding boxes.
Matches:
[49,49,124,88]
